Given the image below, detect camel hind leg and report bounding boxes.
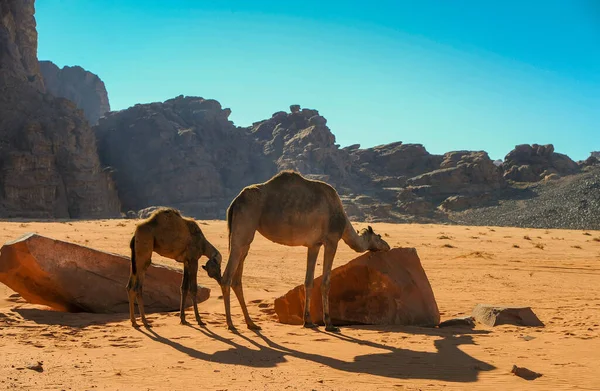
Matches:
[127,229,153,328]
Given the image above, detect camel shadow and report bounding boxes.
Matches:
[140,325,496,382]
[136,325,288,367]
[13,307,132,328]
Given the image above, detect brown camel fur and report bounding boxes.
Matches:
[126,207,222,328]
[222,171,391,332]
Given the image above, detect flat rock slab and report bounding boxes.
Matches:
[472,304,544,327]
[0,233,210,313]
[274,247,440,327]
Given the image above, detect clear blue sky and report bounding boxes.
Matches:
[36,0,599,161]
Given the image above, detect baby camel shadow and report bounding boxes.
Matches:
[141,324,495,382]
[13,307,131,328]
[137,325,288,368]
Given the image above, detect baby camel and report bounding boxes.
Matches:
[127,207,222,328]
[222,171,391,333]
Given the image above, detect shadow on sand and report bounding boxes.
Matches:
[13,307,133,328]
[137,324,496,383]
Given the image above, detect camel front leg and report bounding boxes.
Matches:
[188,259,205,326]
[180,263,191,325]
[303,245,321,328]
[221,244,251,331]
[322,241,340,333]
[231,252,260,330]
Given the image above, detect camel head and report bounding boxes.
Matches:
[202,251,222,284]
[359,225,391,252]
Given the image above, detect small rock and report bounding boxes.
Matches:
[472,304,544,327]
[26,361,43,373]
[511,365,542,380]
[438,316,475,328]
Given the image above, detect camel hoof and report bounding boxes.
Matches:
[303,322,318,329]
[180,320,191,326]
[247,323,262,331]
[131,323,140,328]
[143,323,152,329]
[227,324,237,332]
[325,325,341,333]
[197,320,206,326]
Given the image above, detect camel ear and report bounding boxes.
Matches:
[368,225,373,233]
[202,265,207,270]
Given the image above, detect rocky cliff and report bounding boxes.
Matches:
[0,0,120,218]
[39,60,110,125]
[0,0,44,91]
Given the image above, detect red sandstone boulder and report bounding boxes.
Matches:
[0,233,210,313]
[274,247,439,326]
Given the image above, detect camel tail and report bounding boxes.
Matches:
[226,202,234,251]
[129,235,137,275]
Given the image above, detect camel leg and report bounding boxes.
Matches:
[135,273,151,328]
[179,262,191,325]
[322,241,340,333]
[231,253,260,330]
[126,275,138,328]
[221,243,251,331]
[188,259,205,326]
[303,245,321,328]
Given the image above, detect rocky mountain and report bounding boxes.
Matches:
[0,0,120,218]
[39,60,110,125]
[2,0,597,229]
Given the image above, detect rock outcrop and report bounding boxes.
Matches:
[397,151,505,214]
[350,142,443,187]
[249,105,355,189]
[503,144,579,182]
[0,233,210,313]
[94,95,276,218]
[274,247,440,327]
[0,0,121,218]
[39,60,110,125]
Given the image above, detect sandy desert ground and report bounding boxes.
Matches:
[0,218,599,390]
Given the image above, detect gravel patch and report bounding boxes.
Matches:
[449,167,600,230]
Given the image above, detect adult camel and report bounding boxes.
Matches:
[221,171,390,332]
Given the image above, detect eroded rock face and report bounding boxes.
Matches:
[350,142,443,183]
[274,247,440,327]
[503,144,579,182]
[0,0,44,91]
[249,105,355,189]
[0,233,210,313]
[94,95,276,218]
[39,60,110,125]
[0,0,120,218]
